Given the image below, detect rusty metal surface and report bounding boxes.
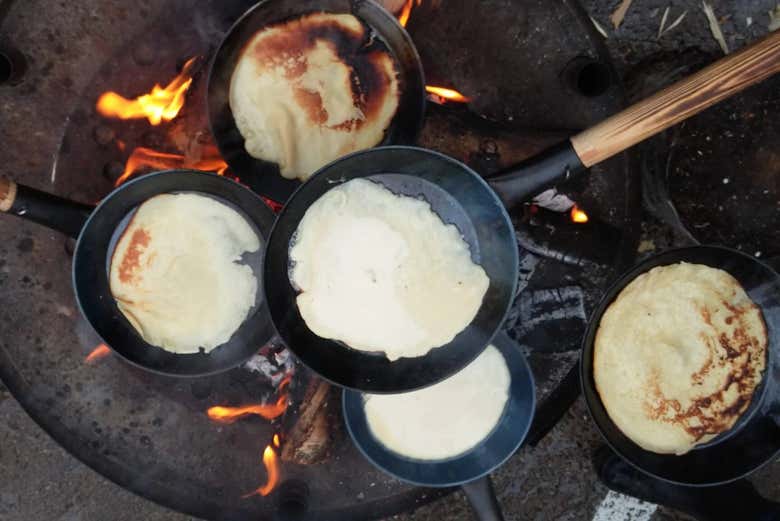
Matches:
[0,0,636,519]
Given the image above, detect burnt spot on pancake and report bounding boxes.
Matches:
[118,228,151,285]
[247,13,398,130]
[293,87,328,125]
[691,333,714,384]
[643,302,767,442]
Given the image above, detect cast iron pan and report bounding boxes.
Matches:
[581,245,780,486]
[0,171,277,377]
[265,146,520,393]
[264,33,780,393]
[343,332,536,521]
[207,0,426,203]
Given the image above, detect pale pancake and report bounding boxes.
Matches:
[230,12,400,181]
[289,178,489,361]
[594,262,766,455]
[109,193,260,354]
[364,344,510,460]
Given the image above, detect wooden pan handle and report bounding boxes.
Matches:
[0,177,18,212]
[571,30,780,167]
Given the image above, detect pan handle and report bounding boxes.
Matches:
[461,476,505,521]
[570,30,780,167]
[488,30,780,209]
[0,177,93,239]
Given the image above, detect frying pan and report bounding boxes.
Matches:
[207,0,425,203]
[0,170,277,376]
[343,332,536,521]
[265,31,780,393]
[581,245,780,486]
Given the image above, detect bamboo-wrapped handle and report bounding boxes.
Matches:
[571,30,780,167]
[0,177,18,212]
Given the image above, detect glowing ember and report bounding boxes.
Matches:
[244,443,280,497]
[96,57,198,125]
[85,343,111,363]
[425,85,471,103]
[571,204,589,223]
[273,434,281,447]
[114,145,228,186]
[398,0,422,27]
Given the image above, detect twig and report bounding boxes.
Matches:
[590,16,609,38]
[702,1,729,54]
[657,6,670,39]
[610,0,634,29]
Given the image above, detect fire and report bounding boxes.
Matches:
[115,145,228,186]
[571,204,589,223]
[85,343,111,363]
[425,85,471,103]
[96,57,198,125]
[207,377,290,424]
[398,0,422,27]
[207,399,288,423]
[244,442,280,497]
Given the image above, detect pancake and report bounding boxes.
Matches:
[289,178,489,361]
[229,12,400,181]
[364,344,510,460]
[109,193,260,354]
[594,262,767,455]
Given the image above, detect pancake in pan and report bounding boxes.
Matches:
[229,12,400,181]
[109,193,260,354]
[594,262,766,455]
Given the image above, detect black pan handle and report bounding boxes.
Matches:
[487,140,586,209]
[461,476,505,521]
[0,177,93,239]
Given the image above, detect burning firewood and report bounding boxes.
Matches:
[281,378,334,465]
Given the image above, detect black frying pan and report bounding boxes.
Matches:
[265,146,519,393]
[0,171,277,376]
[207,0,425,203]
[264,32,780,393]
[343,332,536,521]
[581,246,780,486]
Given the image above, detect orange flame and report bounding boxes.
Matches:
[96,57,198,125]
[115,145,228,186]
[571,204,589,223]
[425,85,471,103]
[85,343,111,363]
[244,443,280,497]
[207,377,290,424]
[207,396,287,423]
[273,434,281,447]
[398,0,422,27]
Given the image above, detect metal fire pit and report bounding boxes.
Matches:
[0,0,637,519]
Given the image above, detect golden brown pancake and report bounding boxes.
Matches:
[230,13,400,180]
[109,193,260,354]
[594,262,766,455]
